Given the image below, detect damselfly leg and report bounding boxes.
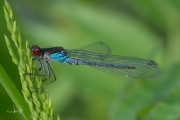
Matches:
[34,58,57,91]
[25,56,46,77]
[25,56,57,91]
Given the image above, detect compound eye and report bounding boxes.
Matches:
[32,46,41,55]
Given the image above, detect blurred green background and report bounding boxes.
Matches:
[1,0,180,120]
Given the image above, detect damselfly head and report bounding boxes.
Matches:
[31,45,41,55]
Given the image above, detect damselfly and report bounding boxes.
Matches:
[30,42,162,89]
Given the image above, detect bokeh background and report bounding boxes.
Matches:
[1,0,180,120]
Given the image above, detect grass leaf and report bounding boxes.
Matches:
[0,64,31,120]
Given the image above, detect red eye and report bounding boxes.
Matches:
[32,46,41,55]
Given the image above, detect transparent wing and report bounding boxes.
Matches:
[79,41,111,54]
[66,49,162,78]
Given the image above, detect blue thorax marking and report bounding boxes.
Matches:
[50,52,69,63]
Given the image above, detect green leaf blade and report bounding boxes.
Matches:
[0,64,31,120]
